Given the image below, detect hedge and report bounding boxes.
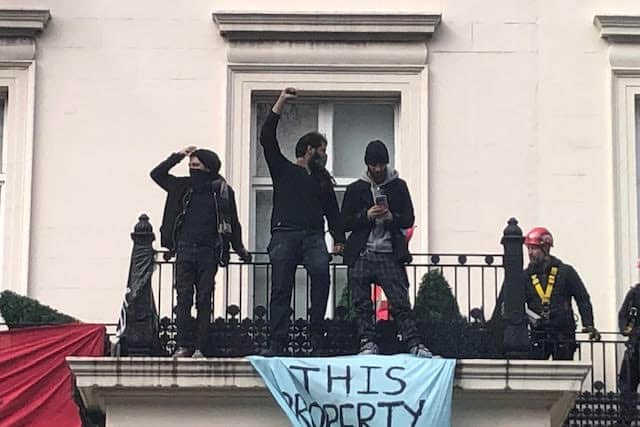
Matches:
[0,290,76,328]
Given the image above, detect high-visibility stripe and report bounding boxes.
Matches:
[531,266,558,305]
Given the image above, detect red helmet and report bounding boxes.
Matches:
[524,227,554,248]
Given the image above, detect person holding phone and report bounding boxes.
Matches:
[259,87,345,356]
[341,140,432,357]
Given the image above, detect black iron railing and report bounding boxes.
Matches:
[150,249,503,357]
[100,214,640,423]
[152,250,503,326]
[565,334,637,426]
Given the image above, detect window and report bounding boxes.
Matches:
[0,65,37,296]
[250,94,398,253]
[247,94,398,317]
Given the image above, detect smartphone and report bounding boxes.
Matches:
[375,194,388,208]
[285,88,297,96]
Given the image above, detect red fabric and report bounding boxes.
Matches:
[0,324,105,427]
[372,286,390,320]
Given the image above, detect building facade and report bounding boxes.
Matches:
[0,0,639,339]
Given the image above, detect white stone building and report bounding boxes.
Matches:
[3,1,640,426]
[0,0,639,343]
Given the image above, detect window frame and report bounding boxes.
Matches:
[225,70,429,317]
[0,63,36,295]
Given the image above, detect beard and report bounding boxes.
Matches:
[309,152,325,172]
[528,254,550,272]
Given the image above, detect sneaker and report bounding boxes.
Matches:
[259,347,278,357]
[359,341,379,355]
[259,342,286,357]
[173,346,194,358]
[409,343,433,358]
[192,349,205,359]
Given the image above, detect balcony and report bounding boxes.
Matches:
[0,214,633,425]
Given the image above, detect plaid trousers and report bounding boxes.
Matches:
[348,251,420,347]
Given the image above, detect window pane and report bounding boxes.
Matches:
[335,188,346,208]
[254,102,319,177]
[253,189,272,315]
[332,103,395,178]
[255,189,273,253]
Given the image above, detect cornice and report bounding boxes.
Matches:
[0,9,50,38]
[594,15,640,43]
[212,11,441,42]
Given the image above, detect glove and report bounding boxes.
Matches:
[219,251,230,267]
[162,250,176,262]
[582,326,601,341]
[238,248,253,263]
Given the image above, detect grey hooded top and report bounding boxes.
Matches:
[363,168,400,253]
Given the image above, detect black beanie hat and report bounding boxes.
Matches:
[364,140,389,165]
[191,149,221,175]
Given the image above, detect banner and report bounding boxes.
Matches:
[249,355,456,427]
[0,324,105,427]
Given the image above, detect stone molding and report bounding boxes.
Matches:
[212,12,441,42]
[595,15,640,43]
[69,357,590,411]
[0,9,50,38]
[454,359,590,391]
[0,10,50,62]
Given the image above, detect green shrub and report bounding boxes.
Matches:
[414,269,464,323]
[337,285,355,321]
[0,290,76,328]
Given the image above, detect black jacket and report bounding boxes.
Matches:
[619,284,640,334]
[259,111,344,243]
[150,153,246,264]
[524,256,595,331]
[341,174,414,266]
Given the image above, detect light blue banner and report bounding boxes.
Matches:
[248,355,456,427]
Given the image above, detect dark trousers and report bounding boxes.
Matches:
[348,251,420,348]
[268,230,330,347]
[174,242,219,351]
[530,329,577,360]
[620,344,640,422]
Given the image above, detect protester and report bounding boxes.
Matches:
[259,88,345,356]
[151,146,251,357]
[341,140,432,357]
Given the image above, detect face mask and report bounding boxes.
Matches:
[190,168,211,190]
